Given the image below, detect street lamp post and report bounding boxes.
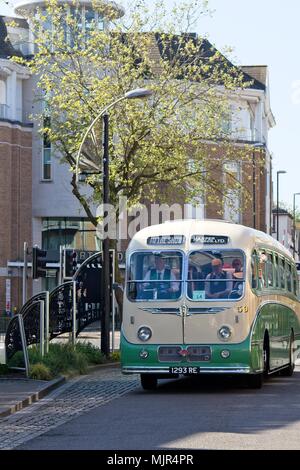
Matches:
[252,150,256,229]
[76,88,152,356]
[276,170,287,241]
[252,142,265,229]
[102,112,110,356]
[293,193,300,258]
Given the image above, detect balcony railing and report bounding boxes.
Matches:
[230,128,266,144]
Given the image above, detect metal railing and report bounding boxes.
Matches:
[230,129,266,144]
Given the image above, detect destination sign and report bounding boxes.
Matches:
[191,235,229,245]
[147,235,185,245]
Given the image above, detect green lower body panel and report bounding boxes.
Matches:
[121,335,254,375]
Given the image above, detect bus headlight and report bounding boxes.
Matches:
[218,326,232,341]
[137,326,152,342]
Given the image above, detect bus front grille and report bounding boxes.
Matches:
[186,346,211,362]
[158,346,182,362]
[158,346,211,362]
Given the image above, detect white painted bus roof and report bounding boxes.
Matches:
[127,219,293,259]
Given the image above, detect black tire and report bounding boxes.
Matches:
[281,333,295,377]
[247,373,263,389]
[141,374,158,390]
[247,333,269,389]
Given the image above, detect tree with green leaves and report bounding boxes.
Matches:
[13,0,253,229]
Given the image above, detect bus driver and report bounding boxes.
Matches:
[142,255,180,299]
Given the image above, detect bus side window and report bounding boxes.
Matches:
[292,266,298,296]
[279,257,286,290]
[266,253,274,288]
[251,251,258,289]
[286,262,292,292]
[258,251,267,289]
[274,254,279,289]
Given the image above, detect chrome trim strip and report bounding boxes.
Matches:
[253,334,291,344]
[188,307,229,314]
[139,306,229,315]
[139,307,181,315]
[122,366,251,375]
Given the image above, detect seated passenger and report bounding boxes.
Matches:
[142,255,180,299]
[205,258,233,299]
[232,258,244,290]
[187,265,205,298]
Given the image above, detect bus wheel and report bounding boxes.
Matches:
[141,374,158,390]
[281,333,295,377]
[247,373,263,389]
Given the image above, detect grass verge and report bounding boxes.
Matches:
[7,342,120,380]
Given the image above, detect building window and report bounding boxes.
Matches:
[43,148,51,179]
[223,162,240,223]
[42,218,97,251]
[0,79,8,119]
[40,5,105,47]
[42,116,51,180]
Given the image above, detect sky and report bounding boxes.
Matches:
[1,0,299,209]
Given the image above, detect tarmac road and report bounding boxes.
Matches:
[10,366,300,450]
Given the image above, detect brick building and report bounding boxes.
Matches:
[0,17,32,312]
[0,1,275,311]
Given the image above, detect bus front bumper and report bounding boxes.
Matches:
[122,366,252,374]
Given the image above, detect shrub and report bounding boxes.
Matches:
[42,343,88,376]
[109,351,121,362]
[7,341,109,378]
[75,342,105,364]
[30,363,52,381]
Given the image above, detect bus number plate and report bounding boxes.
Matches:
[169,366,200,374]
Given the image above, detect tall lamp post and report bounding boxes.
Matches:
[293,192,300,258]
[76,88,152,356]
[252,142,265,229]
[276,170,287,241]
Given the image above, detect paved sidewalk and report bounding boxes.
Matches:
[0,377,65,418]
[0,325,119,419]
[0,366,138,450]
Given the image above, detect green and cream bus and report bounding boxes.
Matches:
[121,220,300,389]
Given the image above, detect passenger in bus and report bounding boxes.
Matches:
[187,265,205,298]
[232,258,243,290]
[142,255,180,299]
[205,258,233,299]
[232,258,242,274]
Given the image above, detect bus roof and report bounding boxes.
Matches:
[127,219,293,259]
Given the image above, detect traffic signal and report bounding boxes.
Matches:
[72,251,78,276]
[32,247,47,279]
